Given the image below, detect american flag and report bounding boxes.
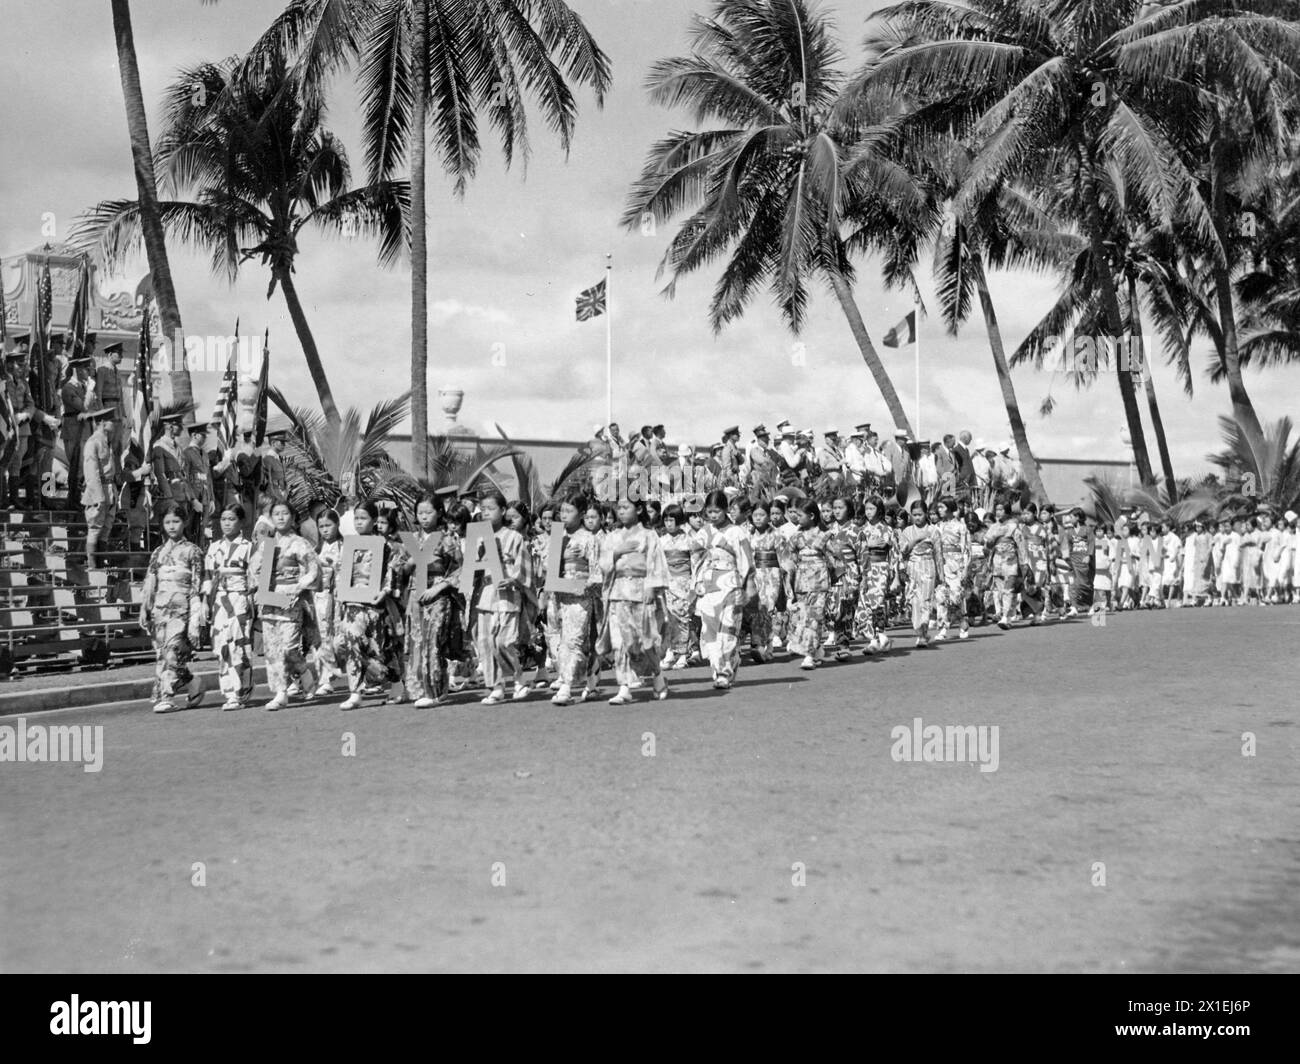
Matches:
[124,307,155,484]
[30,261,54,412]
[211,319,240,450]
[575,278,606,321]
[66,257,92,357]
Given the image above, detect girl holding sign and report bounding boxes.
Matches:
[249,501,321,711]
[470,492,532,705]
[335,501,406,710]
[311,508,345,695]
[598,498,670,704]
[140,501,206,714]
[546,494,603,706]
[202,503,255,710]
[404,493,464,708]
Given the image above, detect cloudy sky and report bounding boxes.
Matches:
[1,0,1291,475]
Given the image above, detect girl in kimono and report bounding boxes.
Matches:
[335,501,405,709]
[984,501,1028,629]
[311,508,345,695]
[694,490,755,689]
[659,503,700,670]
[685,507,709,663]
[404,493,464,708]
[895,501,945,648]
[598,498,670,704]
[786,500,840,670]
[934,497,970,640]
[853,497,896,653]
[827,497,861,660]
[1060,508,1096,616]
[1093,524,1115,615]
[1240,515,1263,604]
[547,495,603,706]
[965,511,992,625]
[744,501,788,663]
[508,500,549,689]
[141,501,205,714]
[1159,520,1182,607]
[250,501,321,711]
[202,502,255,710]
[1188,520,1214,605]
[470,492,531,704]
[374,508,413,699]
[1017,503,1050,625]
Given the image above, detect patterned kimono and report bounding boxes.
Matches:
[142,537,204,704]
[897,523,944,631]
[404,529,464,701]
[853,521,896,640]
[660,527,700,658]
[695,521,754,683]
[335,538,404,694]
[1019,521,1051,617]
[786,529,837,657]
[202,535,254,704]
[250,533,321,694]
[1063,526,1096,608]
[744,526,788,658]
[827,522,861,649]
[598,525,669,685]
[313,537,344,685]
[984,520,1027,621]
[472,526,528,691]
[545,526,602,687]
[933,518,970,627]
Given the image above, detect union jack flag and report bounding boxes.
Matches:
[575,278,606,321]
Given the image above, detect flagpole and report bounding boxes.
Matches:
[914,300,921,438]
[605,253,613,433]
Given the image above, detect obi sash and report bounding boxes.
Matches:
[754,550,780,568]
[663,549,692,575]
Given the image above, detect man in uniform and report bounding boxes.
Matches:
[818,428,844,483]
[5,344,57,508]
[719,426,742,485]
[746,424,777,487]
[80,405,120,569]
[152,408,193,511]
[259,417,291,514]
[182,420,215,543]
[96,341,128,450]
[60,354,94,509]
[214,427,260,533]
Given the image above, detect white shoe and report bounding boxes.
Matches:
[653,675,669,700]
[936,626,949,641]
[340,694,363,711]
[608,686,634,705]
[265,692,289,711]
[481,688,506,705]
[579,687,598,703]
[660,652,676,668]
[671,655,689,670]
[551,684,574,706]
[152,700,177,714]
[314,681,334,697]
[877,635,893,653]
[221,698,243,711]
[512,684,532,702]
[628,676,643,689]
[800,656,816,670]
[548,679,563,691]
[413,696,441,709]
[958,627,969,640]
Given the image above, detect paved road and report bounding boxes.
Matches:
[2,607,1297,972]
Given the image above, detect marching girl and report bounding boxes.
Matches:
[310,508,346,695]
[934,497,970,640]
[470,492,532,705]
[1211,518,1231,606]
[685,506,709,663]
[984,501,1029,629]
[1093,524,1115,615]
[1141,520,1164,608]
[506,500,548,690]
[546,495,603,706]
[249,501,321,711]
[1059,508,1096,617]
[743,500,789,663]
[895,500,945,648]
[141,501,206,714]
[1221,516,1245,605]
[695,489,755,689]
[1159,520,1182,608]
[853,497,896,653]
[786,500,840,670]
[598,498,670,704]
[827,497,861,660]
[374,508,413,699]
[1260,512,1286,604]
[659,503,700,670]
[403,492,464,708]
[1017,503,1050,625]
[335,501,406,710]
[1186,519,1214,606]
[965,510,992,625]
[1240,514,1263,605]
[202,503,255,710]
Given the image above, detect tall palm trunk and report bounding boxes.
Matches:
[275,265,340,425]
[1209,138,1267,462]
[827,266,912,435]
[971,254,1046,502]
[1083,162,1153,484]
[409,0,430,478]
[1128,277,1176,499]
[110,0,190,406]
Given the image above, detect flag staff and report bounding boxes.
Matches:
[914,297,921,438]
[605,253,613,432]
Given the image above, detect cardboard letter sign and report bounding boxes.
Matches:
[459,522,504,600]
[337,535,388,604]
[256,545,295,609]
[399,531,447,598]
[545,524,586,595]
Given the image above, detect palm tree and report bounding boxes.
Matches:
[242,0,611,477]
[1209,415,1300,514]
[73,53,408,428]
[109,0,189,405]
[625,0,919,433]
[868,0,1300,485]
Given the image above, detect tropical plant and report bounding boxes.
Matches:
[1209,414,1300,514]
[1083,475,1218,527]
[73,50,409,429]
[241,0,611,477]
[625,0,919,432]
[109,0,189,405]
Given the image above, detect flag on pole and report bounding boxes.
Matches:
[575,278,607,321]
[254,329,270,446]
[67,256,92,357]
[0,257,8,344]
[212,319,240,451]
[30,261,54,416]
[882,310,917,348]
[124,306,156,518]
